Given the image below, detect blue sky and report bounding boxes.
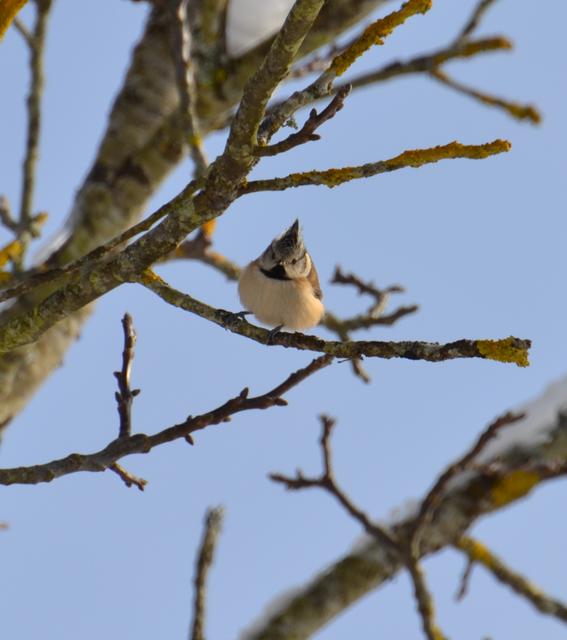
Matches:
[1,1,566,638]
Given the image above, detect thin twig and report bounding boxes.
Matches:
[190,507,224,640]
[13,17,34,48]
[270,415,398,551]
[170,0,208,177]
[410,412,524,556]
[331,265,403,321]
[430,69,541,124]
[19,0,53,241]
[255,85,351,157]
[0,355,333,487]
[270,413,449,636]
[0,196,17,232]
[324,320,371,383]
[0,178,203,303]
[455,536,567,623]
[455,556,475,601]
[455,0,500,45]
[267,36,511,120]
[332,265,404,301]
[405,551,447,640]
[324,306,420,334]
[324,266,416,382]
[114,313,140,439]
[271,413,446,638]
[239,140,511,194]
[401,411,525,640]
[109,462,147,491]
[166,235,242,281]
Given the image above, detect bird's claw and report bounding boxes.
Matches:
[266,325,283,344]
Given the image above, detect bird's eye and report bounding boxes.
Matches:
[291,258,297,265]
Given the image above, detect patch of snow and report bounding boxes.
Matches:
[476,375,567,464]
[226,0,296,57]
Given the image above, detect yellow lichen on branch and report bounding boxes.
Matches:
[331,0,432,76]
[240,140,511,193]
[383,139,511,169]
[489,469,541,507]
[477,336,529,368]
[456,537,492,565]
[140,269,166,285]
[0,239,24,268]
[456,535,567,624]
[0,0,27,39]
[444,36,512,61]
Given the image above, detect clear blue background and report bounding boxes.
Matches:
[1,1,565,638]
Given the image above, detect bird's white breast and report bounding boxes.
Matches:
[238,263,324,330]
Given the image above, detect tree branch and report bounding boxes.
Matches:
[19,0,52,236]
[0,178,203,304]
[136,271,530,367]
[258,0,431,147]
[254,84,351,157]
[270,415,398,552]
[0,195,17,233]
[455,0,500,45]
[0,354,333,486]
[270,414,449,639]
[405,552,446,640]
[0,137,511,357]
[430,68,541,124]
[114,313,140,439]
[267,35,511,117]
[243,383,567,639]
[223,0,326,161]
[409,411,525,556]
[109,461,147,491]
[454,536,567,624]
[12,16,33,47]
[170,0,209,177]
[239,140,511,194]
[190,506,224,640]
[164,248,417,382]
[324,305,419,334]
[0,5,187,426]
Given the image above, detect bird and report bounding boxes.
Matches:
[238,219,324,335]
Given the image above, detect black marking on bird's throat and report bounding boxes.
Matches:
[260,264,291,281]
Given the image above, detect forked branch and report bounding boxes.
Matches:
[0,355,333,487]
